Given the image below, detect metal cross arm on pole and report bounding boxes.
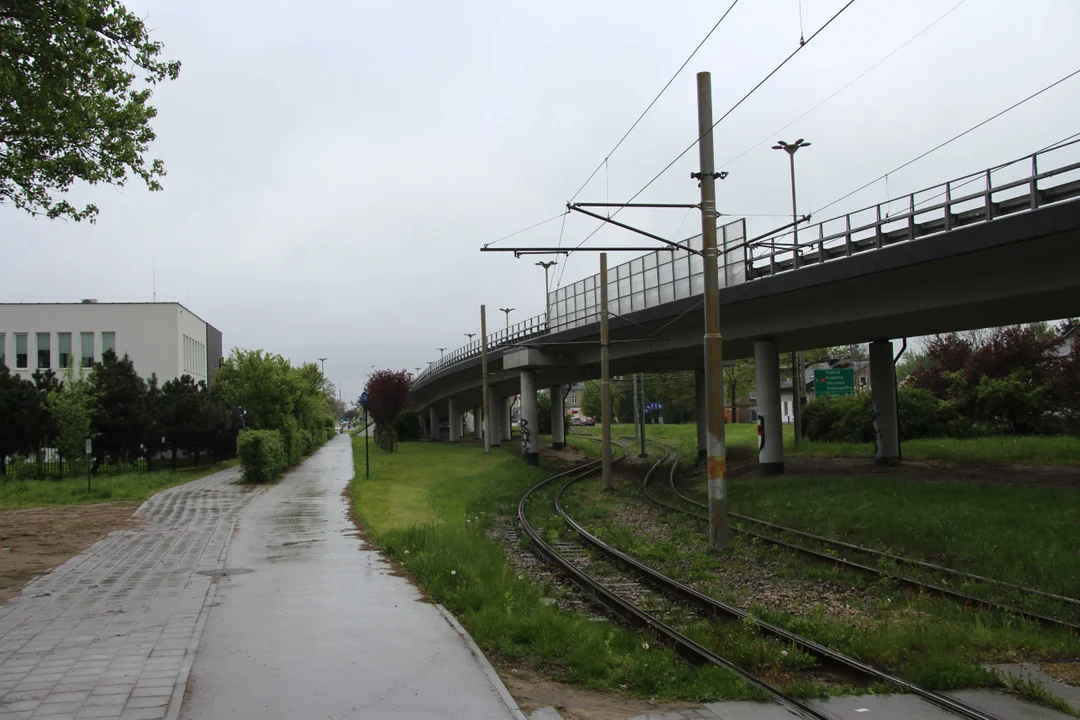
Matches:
[572,202,701,209]
[568,204,703,255]
[479,247,676,256]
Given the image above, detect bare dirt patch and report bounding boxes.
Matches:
[0,503,141,604]
[1042,662,1080,686]
[498,663,698,720]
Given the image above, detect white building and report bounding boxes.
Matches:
[0,301,223,385]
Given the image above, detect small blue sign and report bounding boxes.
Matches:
[360,391,369,406]
[645,401,663,412]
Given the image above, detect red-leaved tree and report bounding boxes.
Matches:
[364,370,412,450]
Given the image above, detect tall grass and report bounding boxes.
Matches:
[348,438,758,701]
[0,460,238,509]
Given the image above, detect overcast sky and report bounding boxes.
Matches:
[3,0,1079,401]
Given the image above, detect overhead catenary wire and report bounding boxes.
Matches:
[718,0,969,170]
[812,65,1080,217]
[484,211,569,248]
[559,0,859,277]
[567,0,743,205]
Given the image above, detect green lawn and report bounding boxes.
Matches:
[573,423,1080,465]
[0,460,238,509]
[348,437,759,701]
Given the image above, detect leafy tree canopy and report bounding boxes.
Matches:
[1,0,181,221]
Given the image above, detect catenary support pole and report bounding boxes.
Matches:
[487,386,502,447]
[473,406,482,440]
[632,373,641,442]
[637,372,647,458]
[550,386,566,449]
[870,340,900,465]
[792,351,803,445]
[754,340,784,475]
[697,71,728,550]
[429,406,439,442]
[520,371,539,465]
[448,397,459,442]
[502,397,512,441]
[695,368,707,463]
[600,252,613,490]
[481,305,491,453]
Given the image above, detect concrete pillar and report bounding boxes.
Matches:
[502,396,513,441]
[473,406,482,440]
[429,406,439,442]
[550,385,566,449]
[520,371,540,465]
[448,397,459,442]
[870,340,900,465]
[754,340,784,476]
[694,369,707,463]
[486,387,501,446]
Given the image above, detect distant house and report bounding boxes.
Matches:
[1054,322,1078,358]
[564,381,585,417]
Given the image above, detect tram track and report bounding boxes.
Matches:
[637,437,1079,634]
[521,436,1004,720]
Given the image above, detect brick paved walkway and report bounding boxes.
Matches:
[0,467,261,720]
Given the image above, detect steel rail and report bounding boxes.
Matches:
[561,438,1001,720]
[639,438,1079,633]
[518,441,833,720]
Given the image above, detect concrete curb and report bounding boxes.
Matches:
[436,603,528,720]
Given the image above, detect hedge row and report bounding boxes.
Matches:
[237,426,336,483]
[802,388,971,443]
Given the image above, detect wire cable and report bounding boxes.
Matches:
[567,0,743,204]
[812,66,1080,217]
[560,0,859,269]
[484,211,569,248]
[718,0,968,170]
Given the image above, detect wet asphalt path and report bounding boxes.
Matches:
[178,434,515,720]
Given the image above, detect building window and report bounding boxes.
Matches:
[37,332,51,369]
[58,332,72,368]
[15,334,27,368]
[102,331,115,356]
[570,395,578,405]
[0,333,4,367]
[81,332,94,367]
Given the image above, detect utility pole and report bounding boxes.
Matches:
[637,372,647,458]
[773,139,810,446]
[499,307,514,332]
[696,71,728,550]
[481,305,491,454]
[536,261,557,322]
[632,373,640,442]
[599,253,612,490]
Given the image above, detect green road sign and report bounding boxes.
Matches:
[814,368,855,397]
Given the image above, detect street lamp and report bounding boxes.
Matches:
[438,347,446,358]
[771,138,811,262]
[772,139,811,446]
[535,261,557,323]
[499,307,514,332]
[317,357,327,374]
[465,332,476,342]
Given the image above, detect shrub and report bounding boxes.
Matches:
[237,429,286,483]
[280,416,304,465]
[802,389,971,442]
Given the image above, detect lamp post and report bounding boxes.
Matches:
[772,138,810,445]
[499,307,514,332]
[438,347,446,358]
[414,367,421,376]
[535,261,557,323]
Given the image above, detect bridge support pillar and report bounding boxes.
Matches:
[429,407,439,442]
[695,369,707,463]
[448,397,460,442]
[870,340,900,465]
[519,371,540,465]
[487,388,501,446]
[754,340,784,476]
[502,397,513,442]
[550,385,566,449]
[473,406,483,440]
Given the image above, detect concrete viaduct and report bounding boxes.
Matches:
[410,142,1080,474]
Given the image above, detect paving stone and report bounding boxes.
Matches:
[0,468,254,720]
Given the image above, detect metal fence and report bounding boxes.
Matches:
[747,137,1080,276]
[0,453,220,481]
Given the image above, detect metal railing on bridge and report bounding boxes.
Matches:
[416,139,1080,385]
[748,137,1080,276]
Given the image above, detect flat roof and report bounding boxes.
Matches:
[0,302,212,326]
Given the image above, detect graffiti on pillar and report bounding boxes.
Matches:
[520,418,531,456]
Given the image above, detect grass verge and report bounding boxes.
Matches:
[573,423,1080,465]
[0,459,239,509]
[348,437,761,701]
